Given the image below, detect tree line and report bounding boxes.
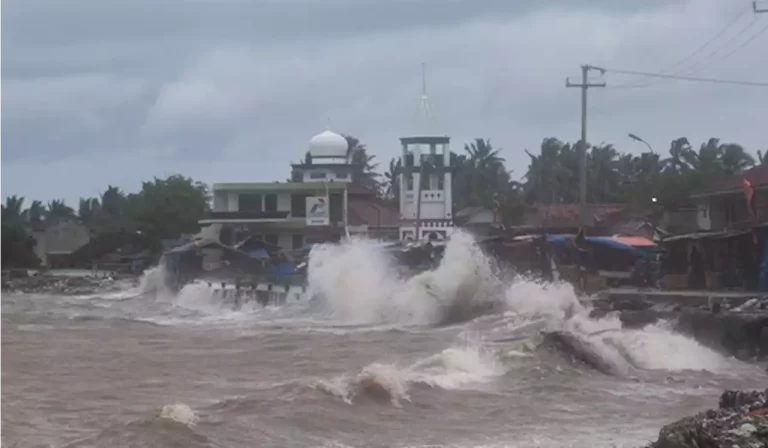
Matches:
[2,136,762,268]
[2,175,210,268]
[354,136,763,216]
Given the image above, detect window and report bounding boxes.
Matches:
[292,234,304,250]
[309,171,327,179]
[335,172,349,179]
[420,173,430,190]
[265,234,278,246]
[406,173,414,191]
[330,193,343,223]
[264,194,277,212]
[291,194,308,217]
[238,194,262,212]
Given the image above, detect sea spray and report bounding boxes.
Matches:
[313,342,504,406]
[306,231,502,325]
[138,262,172,296]
[501,279,734,373]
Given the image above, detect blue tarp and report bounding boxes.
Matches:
[273,263,296,277]
[246,249,269,260]
[545,234,648,258]
[546,234,568,244]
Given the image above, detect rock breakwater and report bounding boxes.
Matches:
[1,274,121,295]
[646,389,768,448]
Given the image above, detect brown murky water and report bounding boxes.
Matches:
[3,286,766,448]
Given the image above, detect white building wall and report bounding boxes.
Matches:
[227,192,238,212]
[398,139,454,241]
[213,191,228,212]
[696,199,711,230]
[302,168,351,183]
[444,171,453,220]
[277,193,291,212]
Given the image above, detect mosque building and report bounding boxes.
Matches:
[197,129,400,251]
[197,65,454,248]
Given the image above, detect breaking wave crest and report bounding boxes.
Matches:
[501,281,734,375]
[124,232,735,376]
[307,231,735,376]
[313,343,504,406]
[306,231,502,325]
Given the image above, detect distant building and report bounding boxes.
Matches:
[398,136,454,241]
[33,219,91,268]
[691,164,768,231]
[197,130,400,251]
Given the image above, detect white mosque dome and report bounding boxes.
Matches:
[308,130,348,158]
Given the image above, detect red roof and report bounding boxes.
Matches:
[696,164,768,196]
[348,198,399,227]
[346,182,378,196]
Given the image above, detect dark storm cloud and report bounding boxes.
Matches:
[3,0,661,48]
[2,0,765,204]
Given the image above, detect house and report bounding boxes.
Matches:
[197,130,400,251]
[346,183,400,240]
[691,164,768,231]
[33,219,91,268]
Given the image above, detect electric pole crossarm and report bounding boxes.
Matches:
[566,79,607,88]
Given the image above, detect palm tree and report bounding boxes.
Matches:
[719,143,755,174]
[2,195,26,225]
[463,139,508,207]
[661,137,694,174]
[344,135,381,194]
[757,150,767,165]
[45,200,76,223]
[383,157,402,201]
[23,200,46,227]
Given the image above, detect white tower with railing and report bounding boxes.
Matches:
[398,64,453,241]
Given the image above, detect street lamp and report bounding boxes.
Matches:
[628,133,654,153]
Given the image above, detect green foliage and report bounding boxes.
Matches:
[2,175,211,266]
[380,135,757,227]
[522,136,758,210]
[344,135,382,194]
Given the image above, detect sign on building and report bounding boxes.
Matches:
[306,196,329,226]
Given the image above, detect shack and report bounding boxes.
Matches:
[161,239,263,292]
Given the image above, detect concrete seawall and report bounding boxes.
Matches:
[592,289,768,360]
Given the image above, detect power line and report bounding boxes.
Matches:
[699,22,768,68]
[609,22,768,89]
[614,5,752,88]
[596,66,768,86]
[676,16,762,77]
[652,8,752,76]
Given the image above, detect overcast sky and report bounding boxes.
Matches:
[2,0,767,205]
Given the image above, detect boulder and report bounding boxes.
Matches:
[647,389,768,448]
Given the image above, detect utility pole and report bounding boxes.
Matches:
[566,64,605,230]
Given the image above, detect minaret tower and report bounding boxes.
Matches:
[398,63,453,242]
